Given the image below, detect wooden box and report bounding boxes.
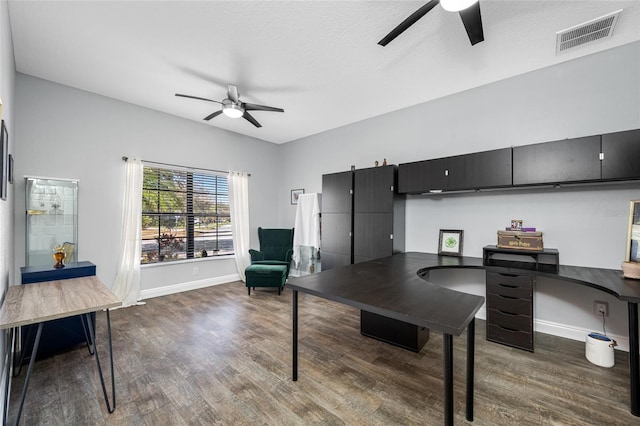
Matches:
[497,230,543,251]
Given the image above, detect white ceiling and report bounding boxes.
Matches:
[8,1,640,144]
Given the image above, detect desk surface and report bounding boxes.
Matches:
[405,251,640,303]
[0,276,121,329]
[287,253,486,336]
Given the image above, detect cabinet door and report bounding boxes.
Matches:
[398,158,447,194]
[354,166,394,212]
[451,148,513,190]
[601,129,640,180]
[353,213,393,263]
[513,136,601,185]
[322,171,353,214]
[320,213,352,270]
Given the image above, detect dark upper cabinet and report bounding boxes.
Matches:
[601,129,640,180]
[513,136,601,185]
[322,171,353,214]
[398,158,447,194]
[398,148,512,193]
[355,166,395,212]
[459,148,513,190]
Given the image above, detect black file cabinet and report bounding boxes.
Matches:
[485,271,534,352]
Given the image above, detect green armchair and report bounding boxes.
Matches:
[245,228,295,295]
[248,227,295,275]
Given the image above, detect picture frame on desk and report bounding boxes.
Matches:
[438,229,464,257]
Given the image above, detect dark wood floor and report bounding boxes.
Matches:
[7,281,637,425]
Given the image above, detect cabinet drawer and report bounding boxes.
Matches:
[486,282,532,300]
[487,308,532,332]
[486,324,533,352]
[486,271,532,288]
[486,293,532,316]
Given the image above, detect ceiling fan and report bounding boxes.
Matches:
[378,0,484,47]
[175,84,284,128]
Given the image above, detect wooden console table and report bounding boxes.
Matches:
[0,275,121,425]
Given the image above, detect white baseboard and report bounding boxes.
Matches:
[534,318,629,352]
[140,273,241,300]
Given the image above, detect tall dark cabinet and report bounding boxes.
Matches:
[323,165,423,351]
[321,171,353,271]
[353,166,405,264]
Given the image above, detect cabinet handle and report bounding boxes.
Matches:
[497,272,520,278]
[497,294,518,300]
[497,283,518,289]
[498,310,520,317]
[496,324,519,332]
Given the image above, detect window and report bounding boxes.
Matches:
[141,164,233,264]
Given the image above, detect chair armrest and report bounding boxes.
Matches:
[285,249,293,263]
[249,249,264,262]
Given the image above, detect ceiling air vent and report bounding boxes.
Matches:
[556,9,622,54]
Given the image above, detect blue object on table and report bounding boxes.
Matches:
[20,261,97,361]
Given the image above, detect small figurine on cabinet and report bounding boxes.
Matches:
[375,160,379,167]
[382,158,387,166]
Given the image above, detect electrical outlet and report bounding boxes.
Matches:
[594,301,609,317]
[193,267,199,276]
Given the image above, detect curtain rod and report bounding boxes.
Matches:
[121,156,250,176]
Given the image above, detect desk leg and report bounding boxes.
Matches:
[466,318,475,422]
[292,290,298,382]
[3,328,15,426]
[443,333,453,426]
[629,302,639,417]
[15,322,43,426]
[85,310,116,413]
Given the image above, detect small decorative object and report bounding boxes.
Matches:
[53,245,66,269]
[350,165,355,171]
[375,160,379,167]
[291,188,304,205]
[510,219,523,231]
[497,230,543,251]
[310,253,316,274]
[623,200,640,279]
[201,249,208,257]
[438,229,464,257]
[382,158,387,166]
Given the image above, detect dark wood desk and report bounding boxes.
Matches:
[288,253,486,425]
[288,252,640,422]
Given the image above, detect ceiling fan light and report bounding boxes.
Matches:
[440,0,478,12]
[222,103,244,118]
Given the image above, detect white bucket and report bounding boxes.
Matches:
[585,332,616,368]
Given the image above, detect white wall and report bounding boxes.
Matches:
[0,0,16,415]
[279,41,640,348]
[14,74,284,296]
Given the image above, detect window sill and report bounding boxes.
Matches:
[141,254,235,269]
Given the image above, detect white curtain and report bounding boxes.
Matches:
[229,171,251,282]
[112,158,144,307]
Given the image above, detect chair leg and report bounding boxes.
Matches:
[248,287,251,296]
[278,286,281,296]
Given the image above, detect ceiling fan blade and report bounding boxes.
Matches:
[175,93,222,104]
[242,111,262,128]
[227,85,240,104]
[203,110,223,121]
[458,1,484,46]
[378,0,440,46]
[242,102,284,113]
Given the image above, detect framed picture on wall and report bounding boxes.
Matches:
[0,120,8,200]
[291,189,304,205]
[627,200,640,263]
[438,229,464,257]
